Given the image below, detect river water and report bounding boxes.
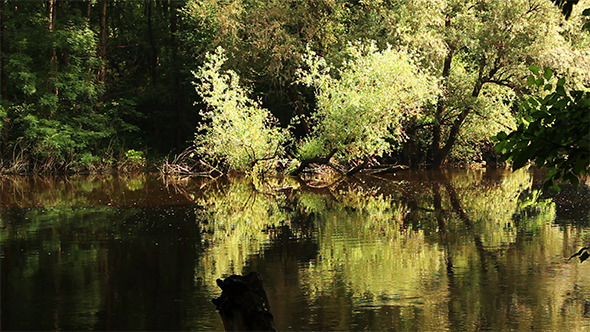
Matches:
[1,169,589,331]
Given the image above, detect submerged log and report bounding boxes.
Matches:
[212,272,278,331]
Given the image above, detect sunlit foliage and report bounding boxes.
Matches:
[193,48,291,172]
[296,43,439,164]
[396,0,590,165]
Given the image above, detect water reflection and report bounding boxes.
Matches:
[195,177,295,290]
[2,170,590,331]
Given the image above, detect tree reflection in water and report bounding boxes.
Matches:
[190,169,590,331]
[2,171,590,331]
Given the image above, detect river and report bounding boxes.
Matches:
[1,169,589,330]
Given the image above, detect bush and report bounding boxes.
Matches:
[192,47,291,172]
[296,43,440,166]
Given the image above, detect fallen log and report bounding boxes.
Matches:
[212,272,278,331]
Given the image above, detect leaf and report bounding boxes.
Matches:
[574,154,586,175]
[512,146,534,170]
[544,84,552,91]
[495,131,508,141]
[527,75,536,87]
[529,65,540,76]
[543,67,553,80]
[564,172,580,186]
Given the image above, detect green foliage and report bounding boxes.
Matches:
[2,0,589,173]
[1,4,119,172]
[495,66,590,190]
[397,0,589,166]
[119,149,146,173]
[1,1,197,173]
[296,43,440,164]
[192,48,291,172]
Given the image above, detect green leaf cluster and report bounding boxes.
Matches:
[494,66,590,190]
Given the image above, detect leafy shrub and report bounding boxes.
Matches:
[118,149,146,173]
[296,43,440,165]
[192,47,291,172]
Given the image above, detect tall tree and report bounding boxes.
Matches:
[0,0,7,99]
[409,0,588,166]
[98,0,107,84]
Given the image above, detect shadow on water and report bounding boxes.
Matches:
[1,169,590,330]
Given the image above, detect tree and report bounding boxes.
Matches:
[294,43,439,172]
[425,0,583,166]
[0,1,110,172]
[380,0,588,166]
[494,67,590,190]
[192,48,290,172]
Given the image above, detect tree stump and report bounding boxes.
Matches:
[212,272,278,331]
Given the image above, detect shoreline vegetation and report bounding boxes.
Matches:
[1,1,588,186]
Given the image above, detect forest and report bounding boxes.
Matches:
[1,0,589,183]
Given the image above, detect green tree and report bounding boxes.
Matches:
[193,48,291,172]
[427,0,588,166]
[1,1,111,172]
[295,43,439,171]
[0,0,199,173]
[181,0,406,133]
[388,0,589,166]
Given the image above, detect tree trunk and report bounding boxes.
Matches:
[146,0,158,84]
[432,79,483,166]
[430,15,454,167]
[212,272,278,332]
[0,0,7,100]
[98,0,107,84]
[48,0,58,96]
[170,0,184,148]
[291,149,338,175]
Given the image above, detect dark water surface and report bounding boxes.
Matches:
[2,170,590,331]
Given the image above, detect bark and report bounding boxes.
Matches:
[432,79,483,166]
[345,159,369,176]
[170,0,184,147]
[430,15,454,166]
[212,272,277,332]
[48,0,56,32]
[291,149,338,175]
[170,0,178,62]
[0,0,7,100]
[48,0,58,96]
[98,0,107,84]
[146,0,158,84]
[430,48,454,165]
